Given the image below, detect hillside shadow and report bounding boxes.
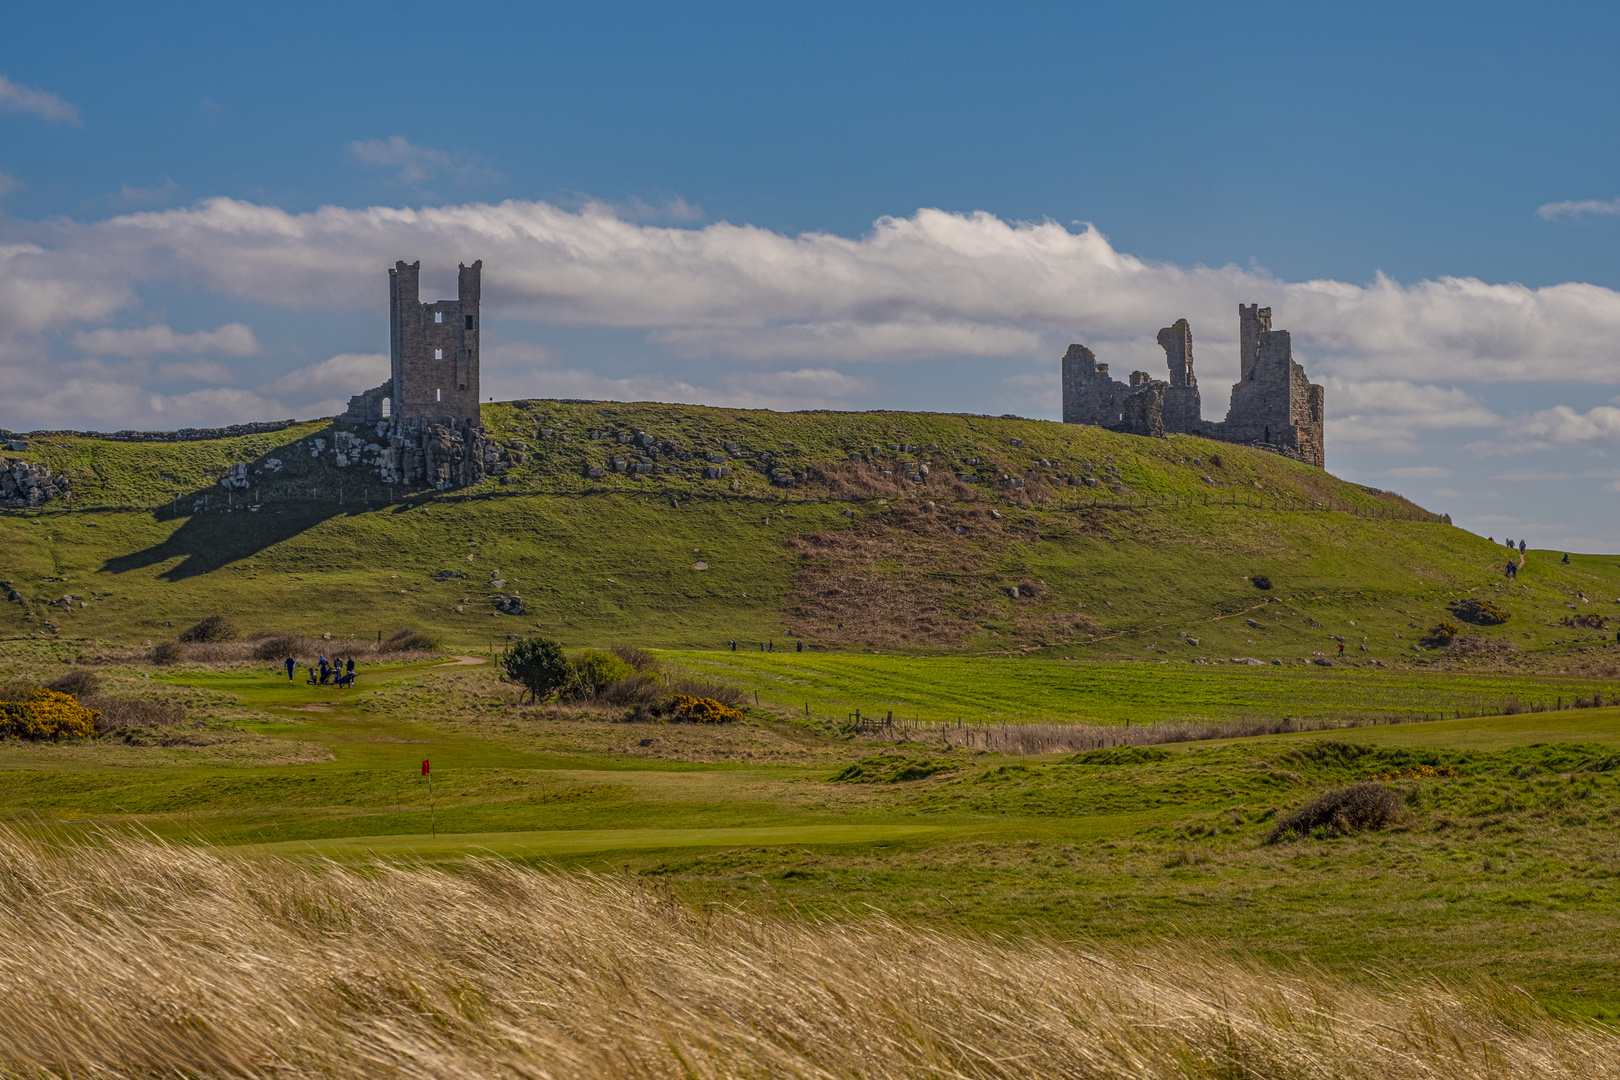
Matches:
[99,425,428,580]
[102,498,402,581]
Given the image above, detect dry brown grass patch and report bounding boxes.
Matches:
[0,831,1613,1078]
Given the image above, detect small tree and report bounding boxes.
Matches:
[503,637,571,704]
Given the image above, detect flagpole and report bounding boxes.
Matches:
[423,759,436,838]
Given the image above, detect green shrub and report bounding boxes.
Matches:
[150,641,184,666]
[1251,575,1272,590]
[568,650,635,699]
[179,614,238,643]
[502,637,571,703]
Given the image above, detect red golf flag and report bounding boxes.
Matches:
[421,759,430,775]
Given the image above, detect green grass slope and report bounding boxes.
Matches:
[3,400,1617,663]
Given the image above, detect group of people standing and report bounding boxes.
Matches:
[283,653,357,688]
[1500,536,1528,580]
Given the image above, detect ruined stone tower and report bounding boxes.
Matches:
[1057,304,1325,468]
[345,260,483,425]
[1219,303,1324,466]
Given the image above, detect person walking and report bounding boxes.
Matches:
[284,654,296,681]
[346,657,355,678]
[1337,641,1345,657]
[318,654,330,685]
[1520,539,1527,554]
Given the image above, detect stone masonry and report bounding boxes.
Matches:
[1058,304,1325,468]
[345,260,483,425]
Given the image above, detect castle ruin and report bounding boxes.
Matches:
[1060,304,1324,467]
[340,260,493,490]
[345,260,483,425]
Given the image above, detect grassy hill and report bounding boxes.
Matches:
[3,400,1617,664]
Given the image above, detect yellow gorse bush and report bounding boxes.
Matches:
[0,687,101,740]
[671,694,744,724]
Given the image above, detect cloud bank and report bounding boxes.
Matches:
[2,197,1618,444]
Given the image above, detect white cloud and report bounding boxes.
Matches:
[1538,198,1620,220]
[348,137,501,186]
[264,352,388,403]
[590,195,706,224]
[0,73,80,125]
[1320,378,1499,452]
[1374,465,1450,479]
[1498,405,1620,451]
[72,322,261,358]
[8,197,1612,389]
[111,177,182,208]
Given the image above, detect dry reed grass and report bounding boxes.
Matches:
[0,830,1613,1079]
[860,712,1444,754]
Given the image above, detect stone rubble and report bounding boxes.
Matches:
[0,456,71,508]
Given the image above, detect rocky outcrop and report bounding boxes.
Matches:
[1,457,71,508]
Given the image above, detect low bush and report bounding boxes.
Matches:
[671,694,745,723]
[568,651,635,700]
[1267,782,1403,843]
[179,615,238,643]
[150,641,185,666]
[1425,619,1460,645]
[831,754,956,783]
[1564,612,1608,629]
[382,626,441,653]
[0,685,100,740]
[1251,575,1272,591]
[666,676,747,709]
[1451,598,1509,626]
[252,634,305,661]
[45,669,101,699]
[84,694,186,732]
[600,672,666,707]
[609,644,659,672]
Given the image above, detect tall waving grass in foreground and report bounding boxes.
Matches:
[0,833,1614,1079]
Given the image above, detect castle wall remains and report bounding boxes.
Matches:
[1058,304,1325,468]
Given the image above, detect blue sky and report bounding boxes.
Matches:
[3,1,1620,548]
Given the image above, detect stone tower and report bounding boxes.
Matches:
[345,260,483,425]
[1219,303,1324,467]
[1156,318,1202,432]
